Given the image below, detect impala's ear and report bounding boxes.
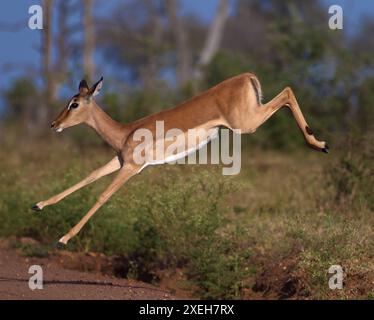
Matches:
[79,79,89,94]
[88,76,104,97]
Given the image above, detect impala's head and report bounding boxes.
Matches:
[51,77,103,133]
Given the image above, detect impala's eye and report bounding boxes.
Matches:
[70,103,79,109]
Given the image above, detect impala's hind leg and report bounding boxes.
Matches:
[257,87,328,152]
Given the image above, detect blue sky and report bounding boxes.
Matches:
[0,0,373,93]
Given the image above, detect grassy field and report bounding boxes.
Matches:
[0,129,373,299]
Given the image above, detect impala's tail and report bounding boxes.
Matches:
[249,75,263,106]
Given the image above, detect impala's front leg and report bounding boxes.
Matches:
[32,156,122,211]
[57,164,139,247]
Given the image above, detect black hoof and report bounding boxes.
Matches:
[31,204,42,211]
[322,144,330,154]
[55,242,66,250]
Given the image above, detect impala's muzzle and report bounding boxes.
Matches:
[50,121,63,133]
[51,107,70,133]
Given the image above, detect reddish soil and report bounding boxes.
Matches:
[0,242,175,300]
[243,246,374,300]
[246,252,312,299]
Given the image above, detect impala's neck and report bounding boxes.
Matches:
[86,102,127,151]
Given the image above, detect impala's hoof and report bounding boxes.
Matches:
[322,144,330,154]
[55,242,66,250]
[31,204,42,211]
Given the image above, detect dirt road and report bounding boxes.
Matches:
[0,248,173,300]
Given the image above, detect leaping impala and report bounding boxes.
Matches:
[32,73,328,247]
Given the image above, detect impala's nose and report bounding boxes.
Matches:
[51,121,56,129]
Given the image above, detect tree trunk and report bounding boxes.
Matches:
[41,0,53,124]
[83,0,95,81]
[139,1,163,91]
[195,0,229,78]
[55,0,71,98]
[166,0,191,86]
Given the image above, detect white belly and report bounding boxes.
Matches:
[138,127,219,172]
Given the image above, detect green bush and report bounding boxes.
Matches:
[326,131,374,209]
